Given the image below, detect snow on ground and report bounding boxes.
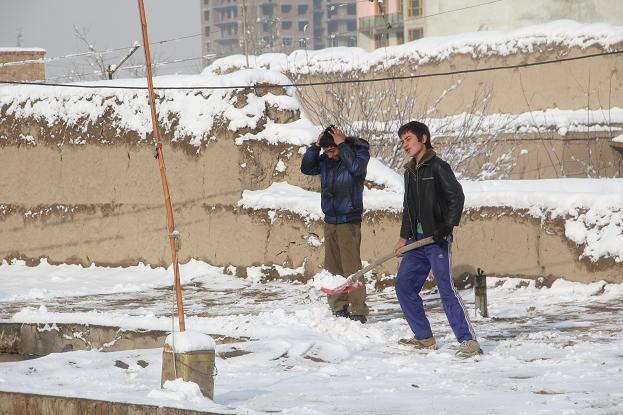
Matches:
[0,261,622,414]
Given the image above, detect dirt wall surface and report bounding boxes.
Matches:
[288,44,623,178]
[0,42,621,284]
[0,391,219,415]
[291,45,623,119]
[0,143,620,283]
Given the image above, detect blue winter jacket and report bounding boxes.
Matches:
[300,137,370,224]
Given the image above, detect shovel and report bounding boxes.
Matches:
[320,236,435,295]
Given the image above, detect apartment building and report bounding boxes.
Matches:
[357,0,623,52]
[201,0,358,59]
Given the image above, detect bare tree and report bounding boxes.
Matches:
[73,26,108,80]
[297,70,520,178]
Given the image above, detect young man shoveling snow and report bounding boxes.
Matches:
[393,121,482,358]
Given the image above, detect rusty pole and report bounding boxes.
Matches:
[137,0,186,331]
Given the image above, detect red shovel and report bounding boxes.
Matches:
[320,236,435,295]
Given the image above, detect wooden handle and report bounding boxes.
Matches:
[348,236,435,281]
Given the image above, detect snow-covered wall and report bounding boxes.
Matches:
[0,53,621,283]
[203,21,623,76]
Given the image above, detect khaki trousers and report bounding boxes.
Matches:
[324,221,369,316]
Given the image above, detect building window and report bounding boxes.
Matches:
[408,0,422,17]
[346,20,356,31]
[204,26,211,36]
[299,21,309,32]
[298,4,308,15]
[374,33,388,48]
[408,27,423,41]
[328,21,338,33]
[282,21,292,30]
[347,3,356,15]
[327,4,337,17]
[348,37,356,47]
[204,11,210,21]
[396,30,404,44]
[261,4,273,16]
[281,4,292,13]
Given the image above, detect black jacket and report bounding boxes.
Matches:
[400,150,465,239]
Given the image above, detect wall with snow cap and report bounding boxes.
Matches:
[204,21,623,180]
[0,68,621,283]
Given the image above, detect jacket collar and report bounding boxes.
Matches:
[404,149,436,173]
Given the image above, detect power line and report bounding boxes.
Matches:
[408,0,507,21]
[0,33,204,69]
[1,49,620,90]
[44,55,215,82]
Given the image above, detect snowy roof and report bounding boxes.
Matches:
[203,20,623,75]
[0,69,316,147]
[0,47,46,53]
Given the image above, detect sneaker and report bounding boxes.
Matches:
[399,336,437,350]
[333,307,350,318]
[349,314,367,324]
[455,340,482,358]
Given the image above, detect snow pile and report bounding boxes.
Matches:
[428,107,623,137]
[148,379,210,403]
[0,258,231,302]
[165,331,216,352]
[0,69,318,148]
[564,208,623,262]
[238,182,323,224]
[307,270,347,290]
[204,20,623,75]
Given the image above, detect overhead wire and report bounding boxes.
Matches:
[1,49,620,90]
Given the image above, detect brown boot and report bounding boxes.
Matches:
[455,340,483,358]
[399,336,437,350]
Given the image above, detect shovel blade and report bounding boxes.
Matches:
[320,280,363,295]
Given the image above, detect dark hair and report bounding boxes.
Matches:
[398,121,432,149]
[319,125,336,148]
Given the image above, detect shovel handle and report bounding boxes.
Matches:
[347,236,435,281]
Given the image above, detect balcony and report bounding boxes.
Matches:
[358,12,403,32]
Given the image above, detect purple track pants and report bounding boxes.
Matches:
[396,235,476,342]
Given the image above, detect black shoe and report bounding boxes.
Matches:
[349,314,367,324]
[333,307,350,318]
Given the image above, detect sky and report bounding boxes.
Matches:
[0,0,202,80]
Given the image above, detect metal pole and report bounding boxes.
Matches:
[241,0,250,68]
[474,268,488,318]
[137,0,186,331]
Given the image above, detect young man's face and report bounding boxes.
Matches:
[324,146,340,160]
[400,131,426,158]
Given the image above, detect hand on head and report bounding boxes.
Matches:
[328,126,345,146]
